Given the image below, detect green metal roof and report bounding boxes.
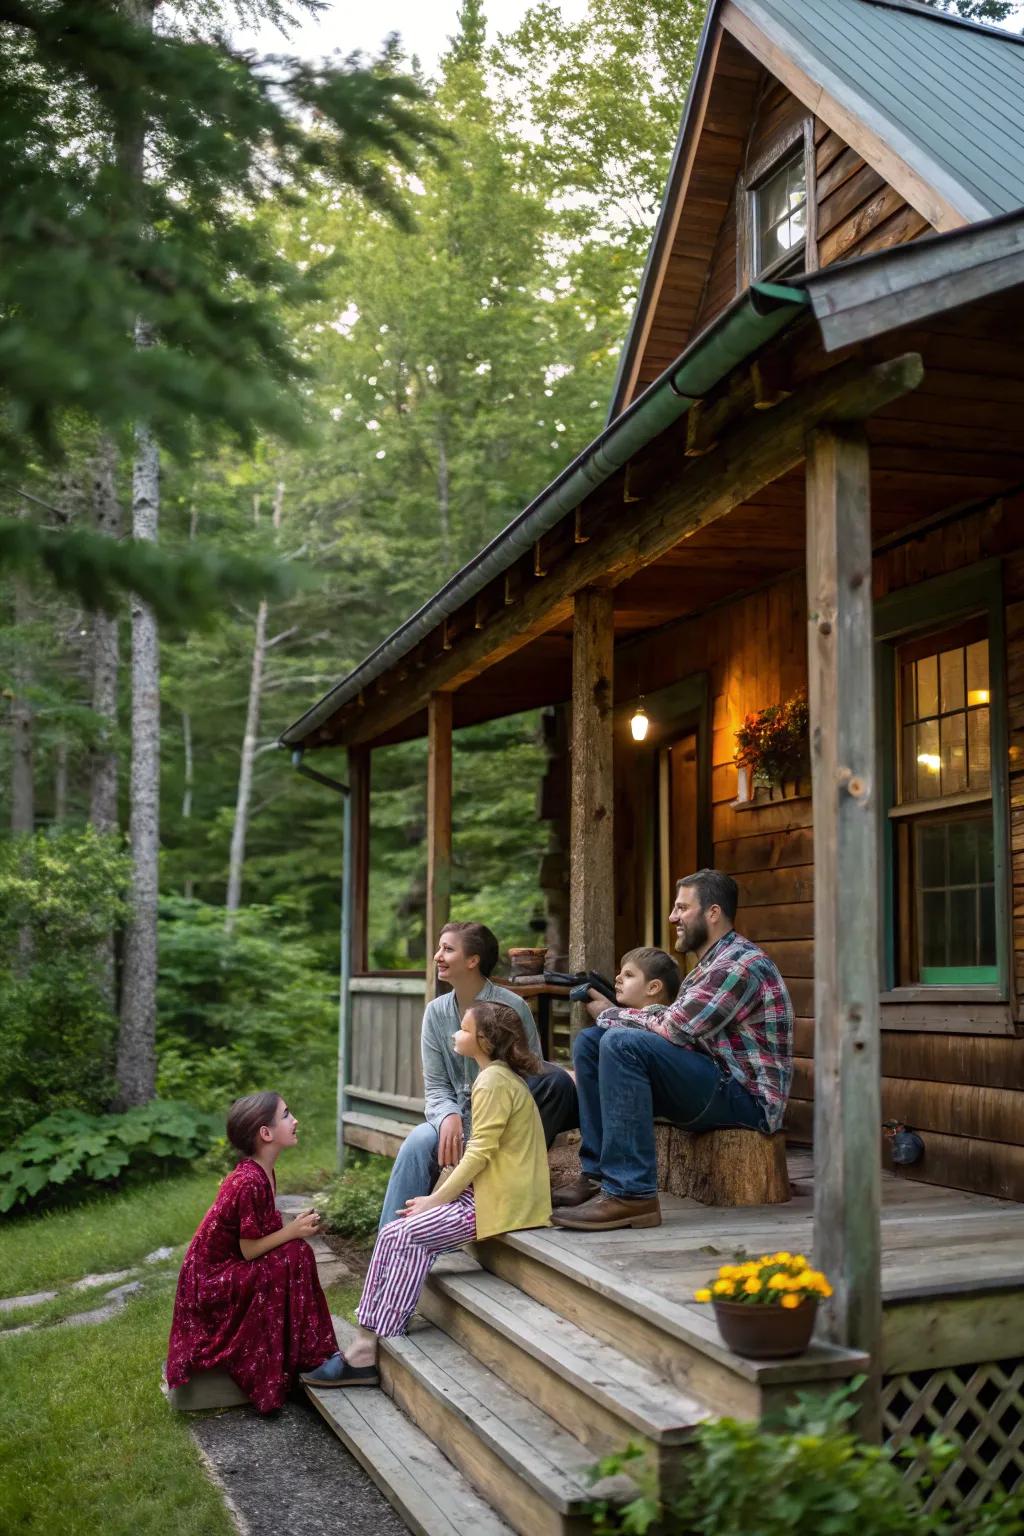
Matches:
[740,0,1024,219]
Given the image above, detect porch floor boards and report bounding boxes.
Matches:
[524,1152,1024,1310]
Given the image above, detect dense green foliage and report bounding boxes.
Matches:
[589,1383,1024,1535]
[0,829,129,1136]
[314,1156,394,1239]
[0,1100,221,1213]
[155,895,335,1106]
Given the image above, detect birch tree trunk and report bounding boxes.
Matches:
[117,398,160,1107]
[88,436,122,834]
[181,709,194,900]
[11,574,34,837]
[225,483,283,930]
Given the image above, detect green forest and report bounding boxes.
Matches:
[1,0,1019,1204]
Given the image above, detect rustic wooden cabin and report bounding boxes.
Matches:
[282,0,1024,1527]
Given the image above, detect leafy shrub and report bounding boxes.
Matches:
[588,1381,1024,1536]
[0,1101,222,1213]
[0,829,129,1136]
[313,1156,393,1240]
[156,896,335,1109]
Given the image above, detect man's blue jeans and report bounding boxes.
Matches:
[378,1064,578,1228]
[573,1025,768,1199]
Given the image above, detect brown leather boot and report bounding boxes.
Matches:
[550,1174,600,1209]
[551,1192,662,1230]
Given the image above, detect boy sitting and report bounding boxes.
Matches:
[604,947,680,1013]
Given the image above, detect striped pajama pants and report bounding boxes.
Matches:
[356,1189,477,1338]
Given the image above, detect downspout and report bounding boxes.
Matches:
[291,748,353,1171]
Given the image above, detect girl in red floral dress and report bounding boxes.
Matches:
[166,1092,341,1413]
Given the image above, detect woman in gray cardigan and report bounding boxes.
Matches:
[377,921,577,1228]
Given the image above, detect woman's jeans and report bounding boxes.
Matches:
[378,1064,577,1228]
[573,1024,767,1200]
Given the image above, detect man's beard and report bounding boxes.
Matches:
[674,911,708,955]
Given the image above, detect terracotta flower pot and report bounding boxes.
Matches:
[507,946,546,976]
[712,1296,818,1359]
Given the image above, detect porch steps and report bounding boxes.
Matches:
[308,1233,868,1536]
[474,1226,868,1422]
[418,1257,711,1464]
[308,1319,513,1536]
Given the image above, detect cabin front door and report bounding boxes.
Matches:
[658,727,701,963]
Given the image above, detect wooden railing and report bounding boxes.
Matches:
[345,975,425,1124]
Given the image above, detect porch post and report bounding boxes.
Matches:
[425,691,453,1000]
[806,424,882,1426]
[569,588,616,1035]
[349,747,371,975]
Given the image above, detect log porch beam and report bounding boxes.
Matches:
[569,588,616,1035]
[330,353,923,748]
[425,692,453,1000]
[806,423,882,1431]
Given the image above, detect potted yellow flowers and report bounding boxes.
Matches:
[693,1252,832,1359]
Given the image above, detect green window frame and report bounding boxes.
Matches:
[875,560,1010,1001]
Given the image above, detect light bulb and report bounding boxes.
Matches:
[917,753,941,772]
[630,704,649,743]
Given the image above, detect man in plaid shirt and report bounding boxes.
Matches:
[552,868,793,1231]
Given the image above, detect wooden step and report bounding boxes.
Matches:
[381,1320,633,1536]
[306,1322,512,1536]
[473,1226,868,1421]
[420,1255,710,1475]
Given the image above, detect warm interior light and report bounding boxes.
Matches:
[968,689,990,706]
[917,753,941,773]
[630,704,650,743]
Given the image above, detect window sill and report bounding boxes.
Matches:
[879,991,1015,1035]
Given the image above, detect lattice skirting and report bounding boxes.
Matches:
[882,1357,1024,1509]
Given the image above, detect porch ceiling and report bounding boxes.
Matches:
[370,287,1024,745]
[291,254,1024,753]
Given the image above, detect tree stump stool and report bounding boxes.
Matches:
[163,1363,250,1412]
[655,1123,791,1206]
[547,1129,582,1190]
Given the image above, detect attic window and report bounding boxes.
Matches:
[751,149,807,278]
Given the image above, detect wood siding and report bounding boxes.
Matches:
[614,495,1024,1203]
[683,80,935,341]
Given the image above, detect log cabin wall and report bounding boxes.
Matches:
[692,75,933,335]
[613,494,1024,1202]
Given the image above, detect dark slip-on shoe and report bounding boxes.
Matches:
[300,1353,379,1389]
[551,1174,601,1209]
[551,1193,662,1231]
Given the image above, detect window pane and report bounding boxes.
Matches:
[940,712,967,794]
[940,647,965,713]
[918,822,946,888]
[901,662,916,725]
[968,705,991,787]
[979,883,997,965]
[966,638,989,706]
[920,889,947,969]
[948,888,977,967]
[755,154,806,274]
[917,655,938,719]
[915,718,941,798]
[902,724,917,801]
[947,819,977,886]
[914,814,996,984]
[759,167,792,228]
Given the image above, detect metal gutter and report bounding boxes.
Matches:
[280,281,808,749]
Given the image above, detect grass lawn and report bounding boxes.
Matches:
[0,1083,376,1535]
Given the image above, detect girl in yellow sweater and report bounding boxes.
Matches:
[302,1000,552,1388]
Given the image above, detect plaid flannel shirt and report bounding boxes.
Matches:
[597,930,793,1132]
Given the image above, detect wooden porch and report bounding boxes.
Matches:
[308,1150,1024,1533]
